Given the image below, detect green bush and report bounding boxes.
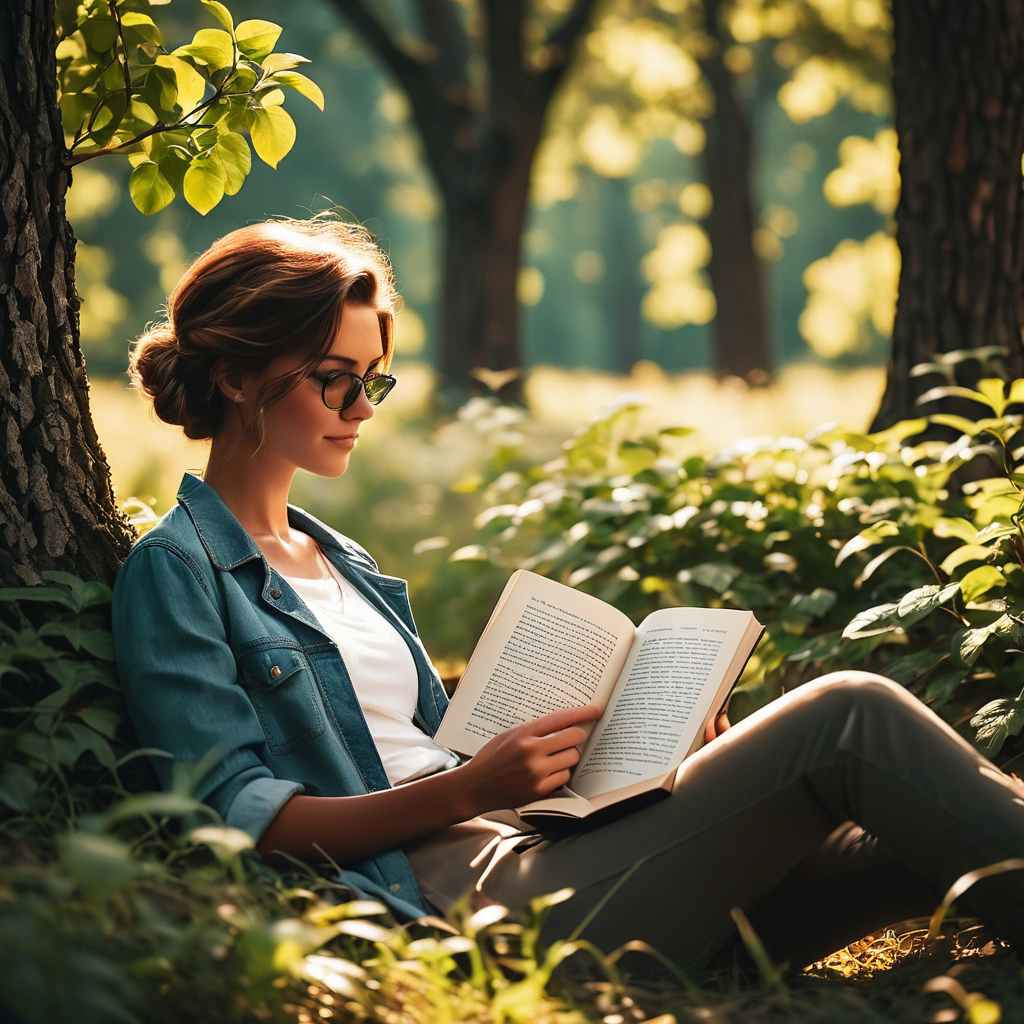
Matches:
[5,370,1024,1021]
[441,380,1024,765]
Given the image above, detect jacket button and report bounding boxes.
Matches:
[389,882,402,894]
[270,665,282,678]
[270,587,282,599]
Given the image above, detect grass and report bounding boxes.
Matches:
[81,360,1024,1020]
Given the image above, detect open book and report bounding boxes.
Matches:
[434,569,765,823]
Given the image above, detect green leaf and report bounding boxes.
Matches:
[250,105,295,168]
[172,28,234,70]
[183,157,226,215]
[930,414,981,436]
[58,832,142,901]
[958,614,1020,666]
[200,0,234,32]
[1008,379,1024,406]
[917,385,998,410]
[977,378,1007,417]
[940,544,994,575]
[970,687,1024,756]
[80,14,117,53]
[260,51,311,73]
[960,566,1007,604]
[101,791,214,827]
[842,602,900,640]
[268,71,324,111]
[129,161,175,215]
[213,131,251,195]
[835,520,900,567]
[0,762,38,812]
[155,55,206,111]
[853,546,908,588]
[188,825,254,861]
[896,582,960,626]
[686,563,742,594]
[121,11,158,32]
[922,667,964,709]
[235,19,283,61]
[934,517,978,543]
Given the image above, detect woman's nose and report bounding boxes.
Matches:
[343,384,375,421]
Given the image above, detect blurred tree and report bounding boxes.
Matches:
[328,0,602,412]
[698,0,770,380]
[871,0,1024,429]
[0,0,316,586]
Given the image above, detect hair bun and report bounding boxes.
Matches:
[127,322,220,439]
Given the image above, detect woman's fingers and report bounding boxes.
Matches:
[533,724,591,754]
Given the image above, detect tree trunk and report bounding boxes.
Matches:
[332,0,601,414]
[0,1,135,588]
[598,176,644,374]
[699,0,773,383]
[871,0,1024,431]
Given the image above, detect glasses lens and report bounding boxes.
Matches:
[323,375,354,410]
[323,373,395,410]
[364,375,394,404]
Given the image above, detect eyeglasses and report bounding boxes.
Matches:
[317,370,397,411]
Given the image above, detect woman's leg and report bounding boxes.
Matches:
[479,671,1024,974]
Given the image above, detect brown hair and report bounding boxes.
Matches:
[127,212,398,451]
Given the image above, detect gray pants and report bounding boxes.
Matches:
[404,671,1024,972]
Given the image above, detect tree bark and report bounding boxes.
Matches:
[0,1,135,588]
[332,0,601,413]
[871,0,1024,431]
[699,0,773,383]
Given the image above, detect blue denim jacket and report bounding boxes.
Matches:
[111,471,453,921]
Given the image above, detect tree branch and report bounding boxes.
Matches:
[415,0,472,103]
[325,0,428,99]
[538,0,603,100]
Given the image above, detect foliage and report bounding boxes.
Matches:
[444,371,1024,764]
[6,379,1024,1018]
[56,0,323,214]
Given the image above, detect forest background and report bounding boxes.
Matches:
[77,0,896,678]
[6,0,1024,1018]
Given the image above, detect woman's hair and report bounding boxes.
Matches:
[127,211,398,451]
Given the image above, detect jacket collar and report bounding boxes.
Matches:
[175,471,357,571]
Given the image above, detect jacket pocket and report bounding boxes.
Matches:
[236,644,326,755]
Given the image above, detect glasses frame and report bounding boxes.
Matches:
[319,369,397,412]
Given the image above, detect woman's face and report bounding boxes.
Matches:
[239,302,386,477]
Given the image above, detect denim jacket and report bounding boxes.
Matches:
[111,471,452,921]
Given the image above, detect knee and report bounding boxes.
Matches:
[801,670,913,711]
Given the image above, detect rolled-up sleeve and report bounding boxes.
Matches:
[111,541,304,843]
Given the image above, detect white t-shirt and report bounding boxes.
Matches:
[283,550,460,786]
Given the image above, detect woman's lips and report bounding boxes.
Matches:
[325,435,357,447]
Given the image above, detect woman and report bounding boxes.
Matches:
[112,214,1024,975]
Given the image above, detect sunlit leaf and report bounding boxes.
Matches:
[250,105,295,168]
[269,71,324,110]
[200,0,234,33]
[235,19,282,61]
[183,157,225,215]
[129,161,175,215]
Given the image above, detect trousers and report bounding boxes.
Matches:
[403,671,1024,973]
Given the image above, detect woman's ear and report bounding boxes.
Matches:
[211,359,246,404]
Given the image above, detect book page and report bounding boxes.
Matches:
[570,608,757,799]
[433,569,635,756]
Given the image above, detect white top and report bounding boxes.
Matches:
[283,548,460,786]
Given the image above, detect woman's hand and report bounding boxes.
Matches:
[457,704,603,816]
[703,709,731,746]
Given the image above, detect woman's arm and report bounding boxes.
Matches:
[257,703,602,863]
